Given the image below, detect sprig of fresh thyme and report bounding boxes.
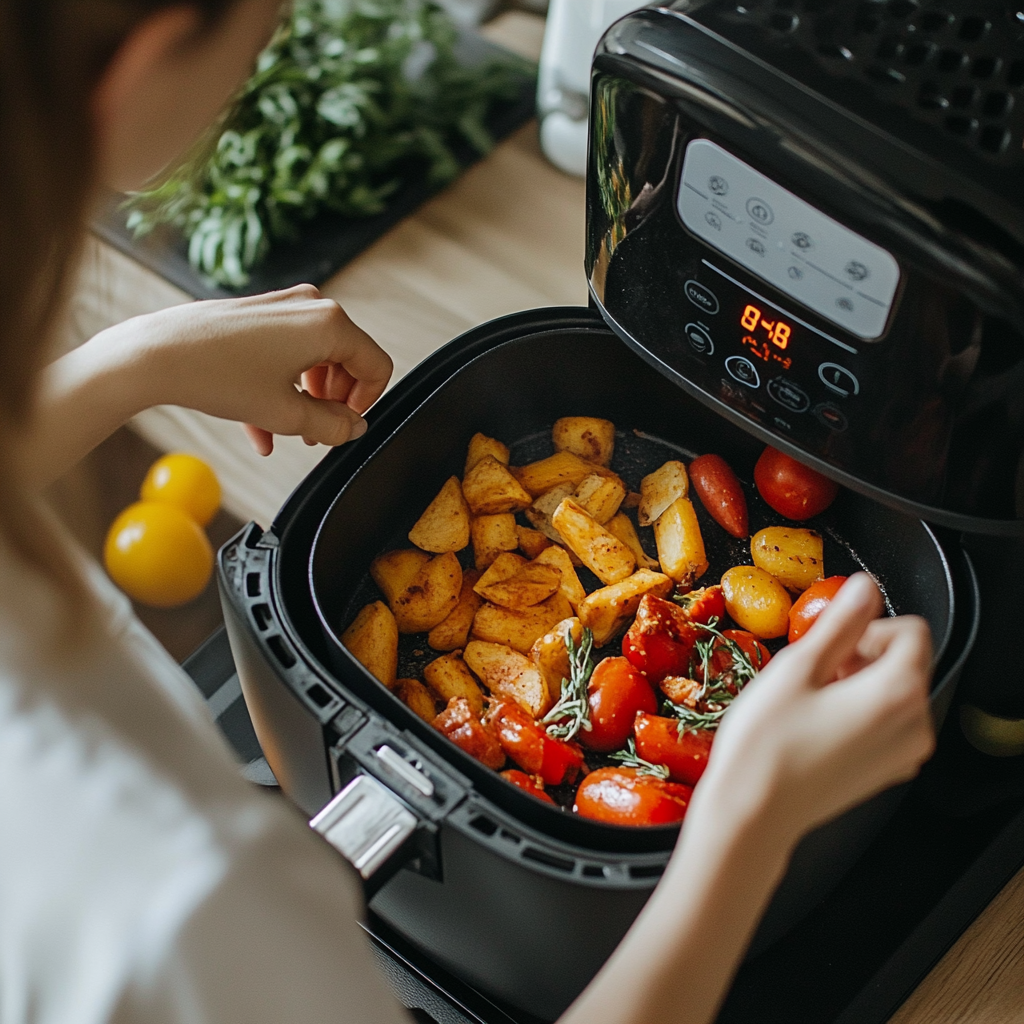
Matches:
[609,738,670,780]
[541,628,595,742]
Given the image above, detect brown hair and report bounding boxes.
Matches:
[0,0,229,606]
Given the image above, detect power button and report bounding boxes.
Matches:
[725,356,761,389]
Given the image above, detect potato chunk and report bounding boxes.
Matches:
[512,452,600,497]
[516,526,552,559]
[396,678,439,723]
[428,569,483,651]
[552,498,636,585]
[524,484,575,542]
[552,417,616,467]
[529,617,583,703]
[573,472,626,525]
[533,545,586,610]
[638,461,690,527]
[370,549,430,605]
[654,497,708,586]
[474,552,527,593]
[750,527,824,592]
[470,513,518,569]
[465,432,510,475]
[577,569,674,646]
[341,601,399,687]
[423,651,486,717]
[606,512,660,570]
[462,455,532,515]
[464,641,553,718]
[408,476,470,553]
[392,552,463,633]
[476,562,562,610]
[471,592,574,654]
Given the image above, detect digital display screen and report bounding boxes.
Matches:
[739,303,792,369]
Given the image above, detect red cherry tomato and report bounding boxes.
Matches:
[622,595,699,683]
[488,700,586,786]
[788,575,848,642]
[583,657,658,753]
[574,767,693,826]
[701,629,771,683]
[689,454,749,538]
[754,446,839,521]
[673,584,726,626]
[500,769,556,804]
[634,713,714,786]
[434,697,504,769]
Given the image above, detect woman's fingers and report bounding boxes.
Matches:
[291,391,367,447]
[244,423,275,457]
[320,305,392,413]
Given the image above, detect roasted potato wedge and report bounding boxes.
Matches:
[512,452,603,497]
[370,549,430,605]
[476,562,562,610]
[470,513,518,569]
[465,432,510,475]
[396,678,439,723]
[529,617,583,703]
[577,569,673,646]
[524,483,575,542]
[654,497,708,586]
[574,472,627,525]
[392,552,463,633]
[516,525,552,559]
[750,527,824,592]
[606,512,661,571]
[474,552,527,593]
[428,569,483,651]
[341,601,399,687]
[552,498,636,585]
[721,565,792,639]
[464,641,554,718]
[423,651,486,717]
[471,592,574,654]
[638,460,690,527]
[552,416,616,467]
[533,544,586,610]
[462,455,533,515]
[408,476,471,553]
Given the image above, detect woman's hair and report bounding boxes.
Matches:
[0,0,230,601]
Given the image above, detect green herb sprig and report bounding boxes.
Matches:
[609,738,670,781]
[541,628,595,742]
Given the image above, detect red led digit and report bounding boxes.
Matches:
[741,305,760,331]
[772,322,791,349]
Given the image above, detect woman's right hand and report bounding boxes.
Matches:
[698,573,935,845]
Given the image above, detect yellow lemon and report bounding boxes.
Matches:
[104,502,214,607]
[141,453,221,527]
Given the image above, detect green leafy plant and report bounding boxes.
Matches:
[541,628,596,742]
[125,0,530,287]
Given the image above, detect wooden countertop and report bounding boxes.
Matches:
[61,12,1022,1022]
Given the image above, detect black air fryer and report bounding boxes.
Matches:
[218,3,1022,1020]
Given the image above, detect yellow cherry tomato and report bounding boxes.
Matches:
[140,453,221,527]
[104,502,214,608]
[720,565,792,639]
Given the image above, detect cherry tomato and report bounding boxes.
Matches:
[500,769,556,805]
[634,713,714,786]
[688,454,749,538]
[673,585,726,626]
[754,446,839,521]
[574,767,693,826]
[622,595,699,683]
[583,657,658,753]
[788,575,848,642]
[487,700,586,786]
[434,697,504,769]
[699,628,771,684]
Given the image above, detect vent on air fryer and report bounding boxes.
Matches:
[711,0,1024,164]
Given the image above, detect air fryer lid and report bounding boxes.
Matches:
[308,314,956,851]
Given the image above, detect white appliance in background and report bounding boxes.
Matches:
[436,0,549,28]
[538,0,646,175]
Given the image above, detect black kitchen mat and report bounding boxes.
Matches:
[93,33,537,301]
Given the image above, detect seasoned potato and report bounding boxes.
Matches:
[408,476,470,553]
[396,678,439,722]
[529,617,583,702]
[516,525,552,559]
[512,452,601,497]
[638,461,690,527]
[750,527,824,592]
[524,483,575,542]
[577,569,673,646]
[423,651,485,717]
[464,641,553,718]
[476,562,562,610]
[606,512,660,570]
[428,569,483,651]
[533,544,586,610]
[721,565,792,639]
[552,417,616,466]
[574,472,627,524]
[341,601,398,687]
[552,498,636,585]
[471,592,574,653]
[462,455,533,515]
[474,552,528,593]
[465,432,510,475]
[470,513,518,569]
[370,549,430,605]
[653,497,708,586]
[392,552,463,633]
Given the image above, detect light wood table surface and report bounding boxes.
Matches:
[61,11,1022,1023]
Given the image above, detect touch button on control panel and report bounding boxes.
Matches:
[767,377,810,413]
[818,363,860,397]
[725,355,760,388]
[685,323,714,355]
